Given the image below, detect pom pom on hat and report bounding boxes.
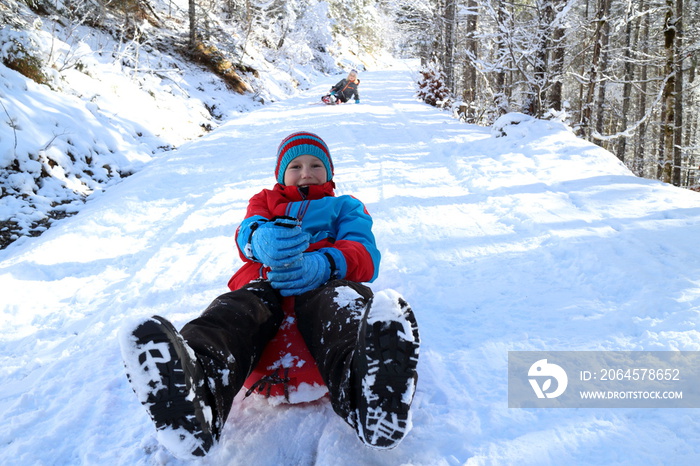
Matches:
[275,131,334,185]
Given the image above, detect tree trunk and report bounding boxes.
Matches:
[548,2,566,113]
[593,0,611,141]
[686,53,698,187]
[616,0,635,163]
[673,0,683,186]
[660,0,676,184]
[494,0,509,116]
[443,0,457,93]
[529,0,554,118]
[462,0,479,121]
[189,0,197,48]
[581,0,608,140]
[633,1,650,177]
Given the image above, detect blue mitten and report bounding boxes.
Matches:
[355,99,360,104]
[250,218,309,267]
[268,251,331,296]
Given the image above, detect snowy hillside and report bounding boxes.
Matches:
[1,0,372,247]
[2,63,700,465]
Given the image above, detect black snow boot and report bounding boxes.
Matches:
[120,315,218,459]
[352,290,420,450]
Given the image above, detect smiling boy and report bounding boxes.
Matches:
[120,131,420,459]
[283,154,327,186]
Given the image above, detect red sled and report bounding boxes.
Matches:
[243,298,328,404]
[321,94,339,105]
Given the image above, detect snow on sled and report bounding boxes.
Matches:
[243,299,327,405]
[321,94,340,105]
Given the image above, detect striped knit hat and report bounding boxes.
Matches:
[275,131,334,185]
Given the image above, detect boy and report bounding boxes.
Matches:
[325,69,361,104]
[119,131,420,459]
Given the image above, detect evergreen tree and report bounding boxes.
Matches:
[416,61,452,107]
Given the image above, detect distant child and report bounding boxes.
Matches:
[120,131,420,459]
[326,69,361,104]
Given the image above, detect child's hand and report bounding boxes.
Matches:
[267,252,331,296]
[250,219,309,267]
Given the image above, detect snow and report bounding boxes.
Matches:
[332,285,366,319]
[2,59,700,465]
[367,289,417,343]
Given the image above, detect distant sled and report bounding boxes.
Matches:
[321,94,340,105]
[308,95,341,106]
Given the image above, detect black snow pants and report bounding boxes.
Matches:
[179,279,373,431]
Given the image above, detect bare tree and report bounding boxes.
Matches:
[580,0,611,139]
[547,0,567,113]
[659,0,677,184]
[189,0,197,48]
[672,0,683,186]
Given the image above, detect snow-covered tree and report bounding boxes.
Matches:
[416,61,452,107]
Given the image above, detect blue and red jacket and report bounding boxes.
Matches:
[228,181,380,291]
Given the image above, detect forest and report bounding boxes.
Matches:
[2,0,699,190]
[407,0,700,190]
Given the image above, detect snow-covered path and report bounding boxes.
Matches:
[2,63,700,465]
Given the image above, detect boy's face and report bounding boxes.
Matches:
[283,154,327,187]
[348,72,357,82]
